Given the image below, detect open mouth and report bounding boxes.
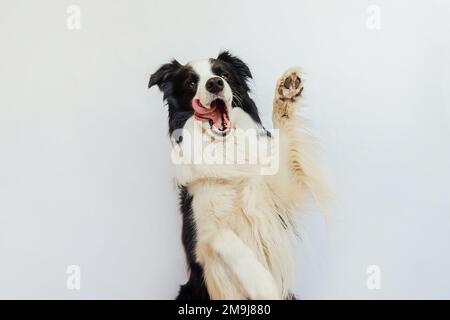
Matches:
[192,98,231,136]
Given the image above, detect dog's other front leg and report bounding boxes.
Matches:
[199,229,281,300]
[271,68,327,208]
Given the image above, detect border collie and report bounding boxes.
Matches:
[149,51,326,300]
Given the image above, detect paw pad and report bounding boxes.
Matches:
[277,69,303,100]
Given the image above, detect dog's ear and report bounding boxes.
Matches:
[217,51,252,80]
[148,60,182,90]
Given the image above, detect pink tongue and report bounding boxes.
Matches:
[192,99,229,129]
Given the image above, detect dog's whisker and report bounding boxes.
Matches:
[232,93,244,108]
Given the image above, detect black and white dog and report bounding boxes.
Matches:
[149,51,325,300]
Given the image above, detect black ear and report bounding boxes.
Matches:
[217,51,252,79]
[148,59,182,90]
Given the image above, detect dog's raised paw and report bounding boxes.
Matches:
[276,68,303,101]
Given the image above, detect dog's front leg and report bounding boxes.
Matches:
[198,229,281,300]
[270,68,327,207]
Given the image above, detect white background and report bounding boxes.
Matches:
[1,0,449,299]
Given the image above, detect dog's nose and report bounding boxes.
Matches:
[205,77,224,94]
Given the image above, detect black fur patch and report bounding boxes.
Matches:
[213,51,262,125]
[149,61,197,135]
[176,187,209,300]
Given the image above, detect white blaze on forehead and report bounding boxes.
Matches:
[188,59,214,83]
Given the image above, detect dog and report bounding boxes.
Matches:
[149,51,326,300]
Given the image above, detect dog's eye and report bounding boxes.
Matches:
[186,81,196,89]
[220,73,228,80]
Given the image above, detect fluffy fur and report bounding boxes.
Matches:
[149,52,326,300]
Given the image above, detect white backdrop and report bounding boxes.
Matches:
[1,0,449,299]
